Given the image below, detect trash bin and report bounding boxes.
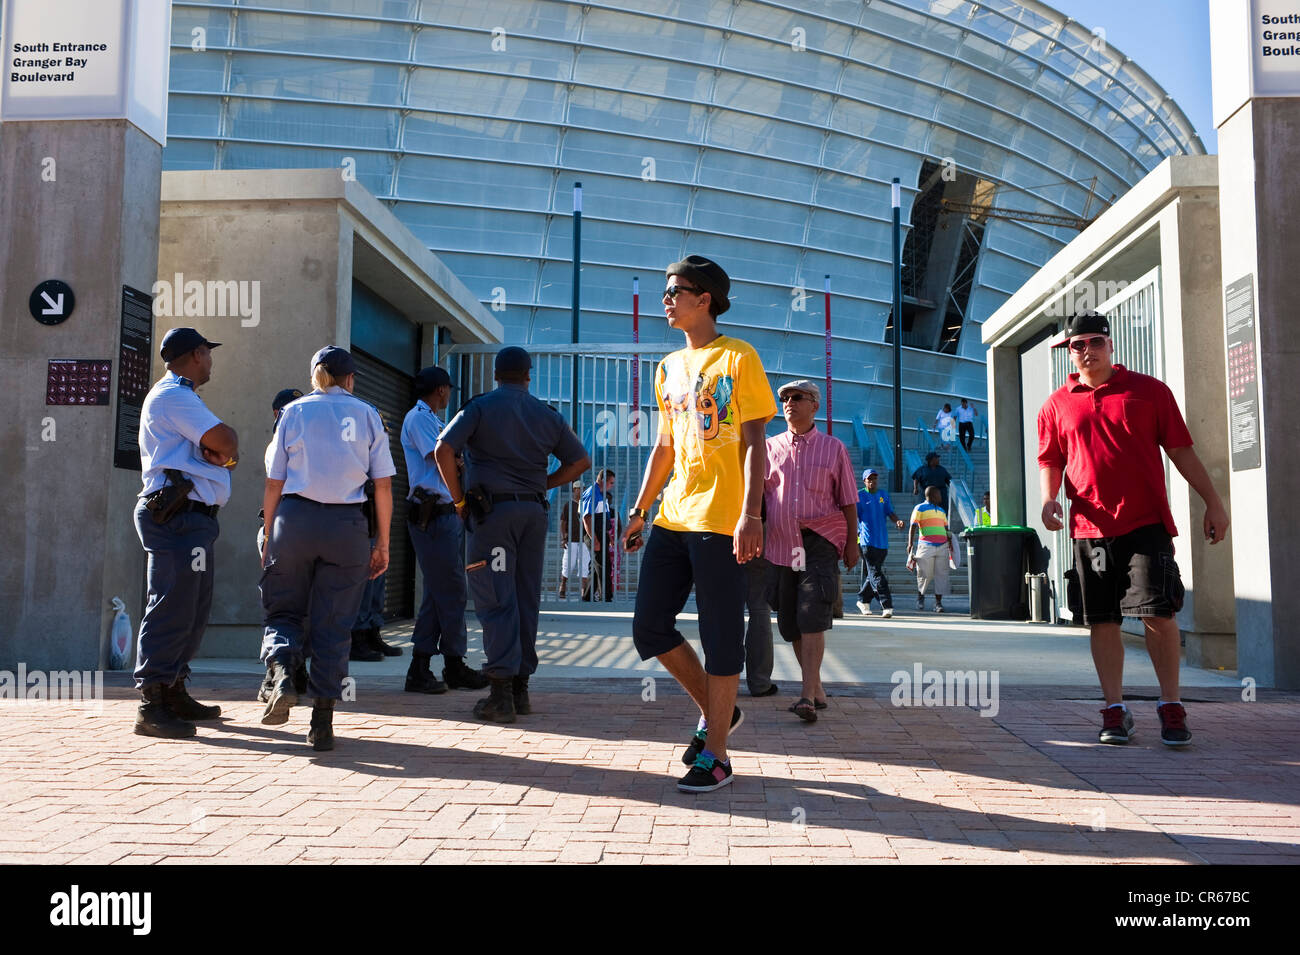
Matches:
[960,525,1040,620]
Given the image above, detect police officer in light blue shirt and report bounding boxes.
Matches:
[401,365,488,694]
[259,346,396,751]
[435,346,590,723]
[134,327,240,739]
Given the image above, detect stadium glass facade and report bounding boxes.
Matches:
[160,0,1203,440]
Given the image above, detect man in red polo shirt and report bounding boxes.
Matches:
[1038,312,1229,747]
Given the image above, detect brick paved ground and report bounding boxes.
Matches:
[1,676,1297,864]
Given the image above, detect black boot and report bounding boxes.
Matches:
[405,652,447,694]
[162,680,221,720]
[349,629,382,662]
[444,655,489,690]
[512,675,532,715]
[256,666,274,703]
[473,677,517,724]
[308,698,335,751]
[367,626,402,657]
[134,683,196,739]
[261,660,297,725]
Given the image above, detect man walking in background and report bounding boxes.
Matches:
[558,481,589,599]
[855,468,904,617]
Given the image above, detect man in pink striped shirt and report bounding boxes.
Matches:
[763,380,859,723]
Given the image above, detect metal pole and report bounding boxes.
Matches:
[823,274,832,435]
[631,276,640,445]
[571,182,581,431]
[892,177,903,494]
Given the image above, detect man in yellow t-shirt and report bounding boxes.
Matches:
[622,255,776,794]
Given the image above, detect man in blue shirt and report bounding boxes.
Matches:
[580,468,619,601]
[855,468,904,618]
[134,327,240,738]
[401,365,488,694]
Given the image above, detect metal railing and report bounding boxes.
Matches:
[444,343,668,603]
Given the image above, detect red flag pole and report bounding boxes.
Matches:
[631,276,640,445]
[824,274,832,435]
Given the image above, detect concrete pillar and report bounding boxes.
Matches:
[0,120,160,670]
[1217,98,1300,688]
[1154,196,1236,668]
[986,345,1024,526]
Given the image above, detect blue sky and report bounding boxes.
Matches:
[1049,0,1216,152]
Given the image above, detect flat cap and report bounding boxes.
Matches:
[778,379,821,402]
[666,254,730,315]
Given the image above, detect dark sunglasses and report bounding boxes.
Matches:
[781,392,810,403]
[663,284,702,300]
[1068,336,1108,353]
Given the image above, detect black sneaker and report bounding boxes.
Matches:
[682,706,744,766]
[1157,702,1192,747]
[1098,705,1135,744]
[677,754,734,793]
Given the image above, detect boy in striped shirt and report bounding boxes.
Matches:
[907,486,953,612]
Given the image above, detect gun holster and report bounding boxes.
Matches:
[361,479,378,538]
[144,469,195,525]
[411,487,437,532]
[464,486,492,525]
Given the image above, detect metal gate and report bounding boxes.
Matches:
[1047,267,1163,619]
[443,344,668,603]
[352,348,416,619]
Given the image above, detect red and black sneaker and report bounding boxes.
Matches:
[1157,702,1192,747]
[677,753,734,793]
[1098,705,1135,744]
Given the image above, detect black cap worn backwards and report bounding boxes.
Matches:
[494,345,532,375]
[160,327,221,362]
[272,388,303,412]
[666,254,731,315]
[311,345,356,377]
[414,365,452,396]
[1053,311,1111,348]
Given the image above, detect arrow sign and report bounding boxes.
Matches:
[29,280,75,326]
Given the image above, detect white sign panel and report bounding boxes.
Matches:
[1,0,172,146]
[1213,0,1300,127]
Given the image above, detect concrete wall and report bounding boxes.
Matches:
[152,197,348,657]
[1219,99,1300,688]
[0,120,159,672]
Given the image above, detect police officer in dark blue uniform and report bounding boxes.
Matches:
[134,327,240,738]
[257,388,306,704]
[435,346,590,722]
[401,365,488,694]
[260,346,396,750]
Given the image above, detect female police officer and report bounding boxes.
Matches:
[258,346,395,750]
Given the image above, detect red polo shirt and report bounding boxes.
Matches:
[1037,365,1192,539]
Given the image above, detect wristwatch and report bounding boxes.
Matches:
[628,506,649,521]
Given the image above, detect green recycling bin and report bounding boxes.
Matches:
[960,525,1040,620]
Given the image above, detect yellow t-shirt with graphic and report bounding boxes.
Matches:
[653,336,776,534]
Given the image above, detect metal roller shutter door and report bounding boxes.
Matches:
[351,348,415,620]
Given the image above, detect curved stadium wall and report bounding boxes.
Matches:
[161,0,1203,435]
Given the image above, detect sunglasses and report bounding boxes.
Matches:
[1068,336,1108,353]
[663,284,703,300]
[781,393,810,403]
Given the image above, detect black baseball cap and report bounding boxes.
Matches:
[414,365,452,395]
[312,345,356,377]
[272,388,303,412]
[666,254,730,315]
[494,346,532,375]
[160,327,221,362]
[1053,311,1111,348]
